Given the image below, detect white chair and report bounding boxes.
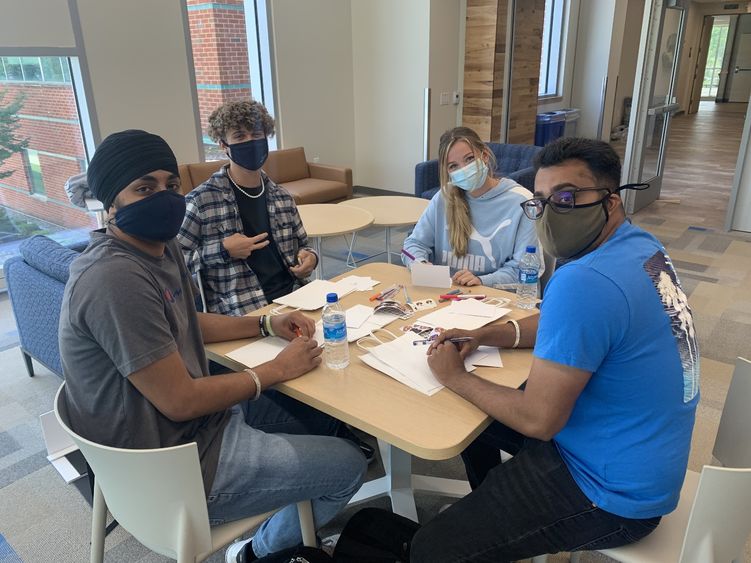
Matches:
[562,356,751,563]
[712,357,751,468]
[54,384,317,563]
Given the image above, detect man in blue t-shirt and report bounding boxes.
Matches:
[410,138,699,563]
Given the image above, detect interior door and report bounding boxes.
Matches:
[688,16,713,114]
[729,30,751,102]
[622,0,686,214]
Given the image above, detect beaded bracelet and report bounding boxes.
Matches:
[259,315,268,337]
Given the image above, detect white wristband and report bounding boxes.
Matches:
[244,368,262,401]
[506,318,521,349]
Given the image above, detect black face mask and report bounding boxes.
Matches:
[113,190,186,242]
[226,137,268,171]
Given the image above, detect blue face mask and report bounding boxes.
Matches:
[113,190,186,242]
[449,159,489,192]
[226,137,269,171]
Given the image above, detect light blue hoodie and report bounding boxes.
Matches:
[402,178,541,287]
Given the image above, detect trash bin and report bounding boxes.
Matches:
[535,111,566,147]
[559,108,580,138]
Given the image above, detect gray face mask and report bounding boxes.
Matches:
[535,202,608,259]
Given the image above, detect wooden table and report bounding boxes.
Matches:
[206,263,535,521]
[338,196,429,264]
[297,204,374,278]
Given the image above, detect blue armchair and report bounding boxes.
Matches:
[5,235,87,377]
[414,143,542,200]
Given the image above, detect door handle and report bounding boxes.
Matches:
[734,66,751,73]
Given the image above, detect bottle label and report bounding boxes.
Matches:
[519,268,538,284]
[323,321,347,341]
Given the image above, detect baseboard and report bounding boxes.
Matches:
[353,185,418,198]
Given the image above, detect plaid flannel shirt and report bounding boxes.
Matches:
[177,165,316,316]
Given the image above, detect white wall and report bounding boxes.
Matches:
[269,0,356,169]
[0,0,74,49]
[569,0,621,139]
[351,0,430,192]
[612,0,645,128]
[428,0,463,160]
[76,0,201,163]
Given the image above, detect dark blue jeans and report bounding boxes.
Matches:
[410,421,660,562]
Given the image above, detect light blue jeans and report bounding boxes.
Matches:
[206,390,367,557]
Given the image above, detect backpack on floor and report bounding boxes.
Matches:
[255,545,332,563]
[332,508,420,563]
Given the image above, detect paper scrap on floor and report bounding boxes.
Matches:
[418,300,511,330]
[361,332,477,396]
[314,304,400,343]
[410,262,451,288]
[272,276,379,310]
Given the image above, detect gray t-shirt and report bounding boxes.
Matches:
[59,231,230,494]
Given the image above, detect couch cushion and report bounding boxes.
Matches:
[187,160,227,190]
[178,164,192,194]
[264,147,309,184]
[279,179,350,205]
[19,235,80,284]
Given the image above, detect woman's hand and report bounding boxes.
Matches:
[452,269,482,286]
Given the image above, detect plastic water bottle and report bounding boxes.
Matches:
[517,246,540,310]
[322,293,350,369]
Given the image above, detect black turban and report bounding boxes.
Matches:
[87,129,179,210]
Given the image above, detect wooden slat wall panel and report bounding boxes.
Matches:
[507,0,545,144]
[462,0,543,144]
[462,0,506,141]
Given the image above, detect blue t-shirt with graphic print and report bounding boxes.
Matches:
[535,221,699,519]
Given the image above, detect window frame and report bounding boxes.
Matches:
[538,0,567,99]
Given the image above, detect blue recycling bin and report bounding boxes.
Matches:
[535,111,566,147]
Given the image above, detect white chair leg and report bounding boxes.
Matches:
[570,552,583,562]
[297,500,317,547]
[90,480,106,563]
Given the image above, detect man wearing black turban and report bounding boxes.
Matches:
[59,130,366,562]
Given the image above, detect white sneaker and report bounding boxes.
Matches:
[320,533,340,557]
[225,538,252,563]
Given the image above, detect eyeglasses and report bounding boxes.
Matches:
[520,183,650,220]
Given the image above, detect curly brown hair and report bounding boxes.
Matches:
[206,99,275,142]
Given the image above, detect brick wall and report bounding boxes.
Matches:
[187,0,253,147]
[0,81,93,229]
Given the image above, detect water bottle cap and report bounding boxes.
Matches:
[526,245,536,253]
[326,293,338,303]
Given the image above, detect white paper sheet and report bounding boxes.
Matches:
[314,307,400,343]
[362,332,477,396]
[346,304,373,329]
[418,301,511,330]
[467,346,503,368]
[272,276,376,311]
[447,298,501,318]
[226,336,288,368]
[360,353,442,396]
[410,262,451,288]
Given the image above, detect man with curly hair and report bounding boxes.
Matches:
[178,99,318,316]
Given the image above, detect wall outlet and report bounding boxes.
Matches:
[313,155,320,163]
[440,92,450,105]
[452,91,461,105]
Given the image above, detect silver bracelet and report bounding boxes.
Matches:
[506,318,521,349]
[244,368,262,401]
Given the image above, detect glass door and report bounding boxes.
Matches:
[622,1,686,214]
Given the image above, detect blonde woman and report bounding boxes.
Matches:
[403,127,540,287]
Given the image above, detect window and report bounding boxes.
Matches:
[0,56,72,83]
[23,149,45,195]
[538,0,566,97]
[185,0,277,160]
[0,55,95,266]
[702,17,730,99]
